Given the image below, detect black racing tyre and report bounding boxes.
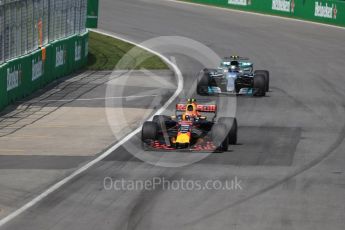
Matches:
[142,121,158,141]
[255,70,269,92]
[211,124,229,152]
[218,117,237,145]
[234,79,241,93]
[197,70,210,95]
[218,80,227,93]
[197,85,208,95]
[253,74,266,97]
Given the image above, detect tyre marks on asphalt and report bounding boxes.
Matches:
[0,156,92,170]
[185,112,345,226]
[0,71,109,137]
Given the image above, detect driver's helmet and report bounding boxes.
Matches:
[187,104,194,112]
[229,61,240,72]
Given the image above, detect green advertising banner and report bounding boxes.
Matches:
[21,54,32,97]
[87,0,99,28]
[6,57,25,103]
[51,40,69,80]
[0,32,89,111]
[296,0,343,26]
[0,63,7,111]
[73,36,83,71]
[186,0,345,27]
[30,49,45,93]
[43,45,54,86]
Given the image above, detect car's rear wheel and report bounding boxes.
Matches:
[211,124,229,152]
[255,70,269,92]
[218,117,237,145]
[253,74,266,97]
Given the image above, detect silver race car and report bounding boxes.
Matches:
[197,56,270,97]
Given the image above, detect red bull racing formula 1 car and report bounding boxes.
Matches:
[141,99,237,152]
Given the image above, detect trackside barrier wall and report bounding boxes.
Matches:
[51,40,69,79]
[87,0,99,28]
[186,0,345,27]
[0,63,7,110]
[30,49,45,93]
[0,32,88,111]
[6,56,27,104]
[81,32,89,67]
[0,0,88,111]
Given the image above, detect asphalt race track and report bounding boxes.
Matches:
[2,0,345,229]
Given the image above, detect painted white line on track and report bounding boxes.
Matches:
[0,30,184,228]
[168,0,345,31]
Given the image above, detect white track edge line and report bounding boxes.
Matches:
[0,29,184,228]
[169,0,345,30]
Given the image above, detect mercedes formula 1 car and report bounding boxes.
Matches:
[141,99,237,152]
[197,56,270,97]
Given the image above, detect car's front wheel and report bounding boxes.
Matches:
[255,70,269,92]
[253,74,266,97]
[142,121,158,142]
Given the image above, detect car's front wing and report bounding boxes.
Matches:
[207,86,254,95]
[143,140,217,152]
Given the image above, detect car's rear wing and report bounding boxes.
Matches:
[176,104,217,113]
[223,56,249,61]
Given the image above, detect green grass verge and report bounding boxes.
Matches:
[87,31,168,70]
